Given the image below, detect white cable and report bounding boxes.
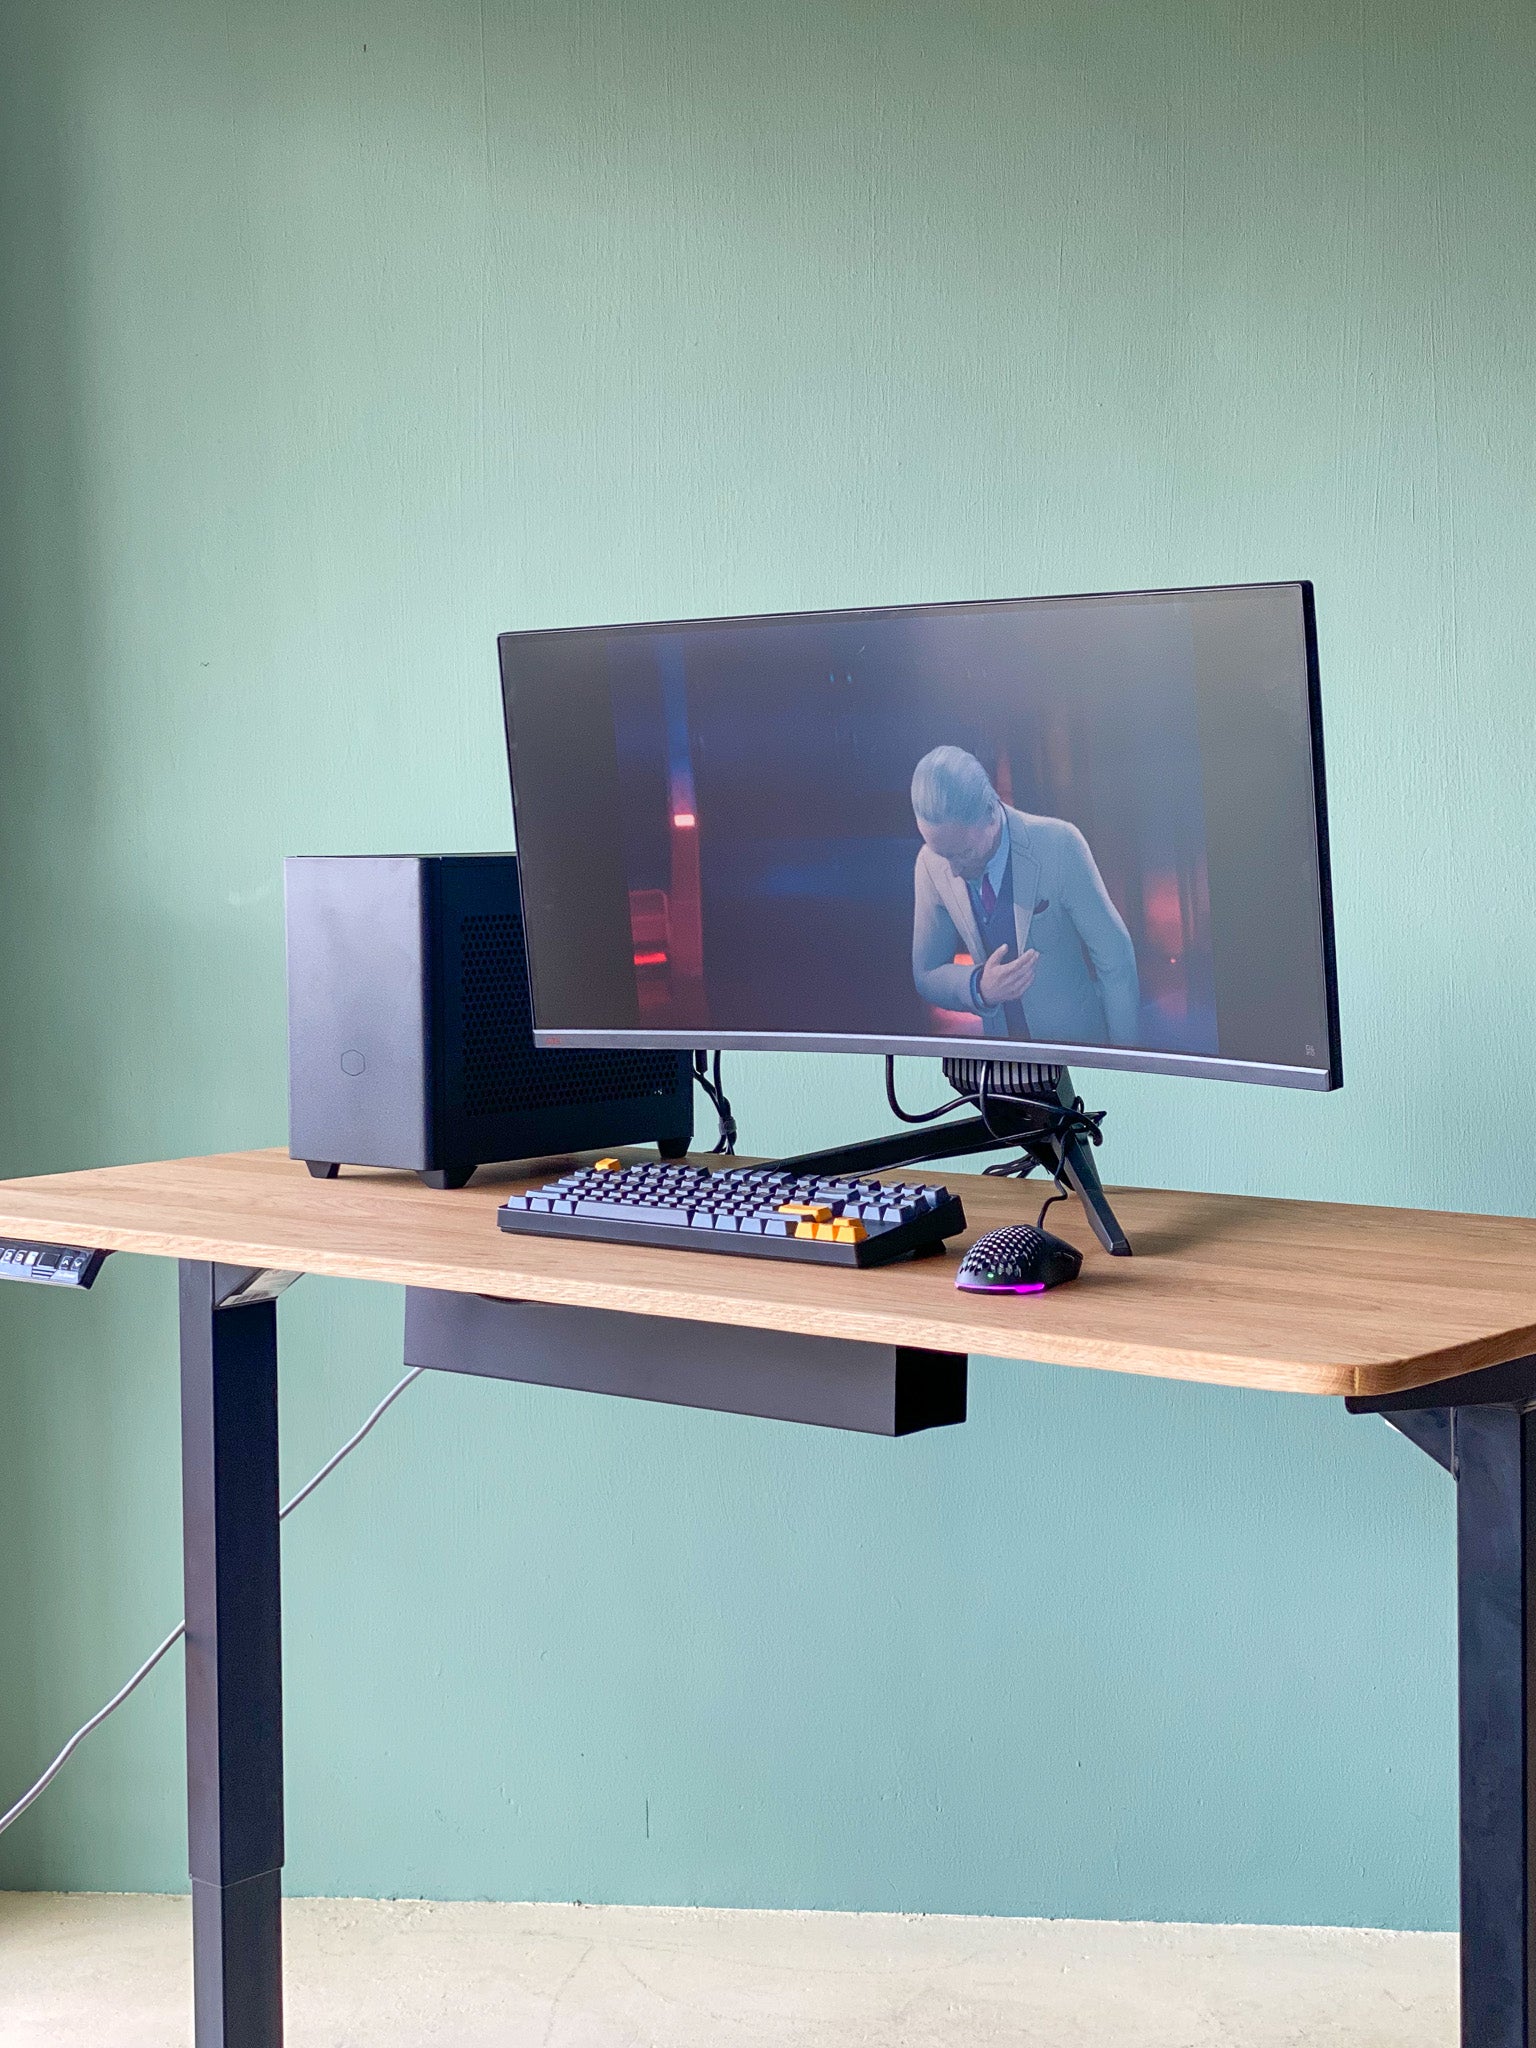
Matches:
[276,1365,425,1521]
[0,1623,189,1838]
[0,1365,427,1839]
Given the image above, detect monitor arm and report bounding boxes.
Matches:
[765,1061,1131,1257]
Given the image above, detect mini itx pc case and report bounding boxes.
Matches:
[285,854,694,1187]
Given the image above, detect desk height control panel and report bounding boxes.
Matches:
[0,1240,109,1288]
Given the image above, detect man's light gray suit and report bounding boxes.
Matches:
[912,804,1140,1045]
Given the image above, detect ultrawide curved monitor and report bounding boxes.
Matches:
[499,581,1340,1090]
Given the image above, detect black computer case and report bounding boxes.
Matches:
[285,854,693,1187]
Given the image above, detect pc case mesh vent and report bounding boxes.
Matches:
[459,914,680,1117]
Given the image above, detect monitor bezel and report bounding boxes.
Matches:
[499,578,1342,1093]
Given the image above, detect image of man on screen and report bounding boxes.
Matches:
[910,746,1140,1047]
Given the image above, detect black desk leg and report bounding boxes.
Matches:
[179,1262,285,2048]
[1354,1373,1536,2048]
[1455,1405,1535,2048]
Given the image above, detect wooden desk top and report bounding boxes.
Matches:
[1,1147,1534,1399]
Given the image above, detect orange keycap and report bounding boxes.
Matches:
[594,1157,623,1171]
[779,1202,833,1221]
[831,1219,867,1243]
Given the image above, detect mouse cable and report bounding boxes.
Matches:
[691,1050,737,1153]
[0,1363,427,1841]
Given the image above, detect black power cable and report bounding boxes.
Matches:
[691,1050,737,1154]
[884,1055,967,1126]
[974,1070,1108,1218]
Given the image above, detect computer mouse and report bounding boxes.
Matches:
[956,1224,1083,1293]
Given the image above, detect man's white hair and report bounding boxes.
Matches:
[910,745,998,829]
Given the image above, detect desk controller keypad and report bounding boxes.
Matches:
[0,1240,109,1288]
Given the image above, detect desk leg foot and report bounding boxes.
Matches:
[180,1261,285,2048]
[1455,1405,1535,2048]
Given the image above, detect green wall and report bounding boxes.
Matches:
[2,0,1532,1926]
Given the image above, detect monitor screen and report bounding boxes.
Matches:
[499,581,1339,1089]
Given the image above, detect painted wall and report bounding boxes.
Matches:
[1,0,1532,1925]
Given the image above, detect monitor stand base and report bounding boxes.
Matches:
[767,1063,1131,1258]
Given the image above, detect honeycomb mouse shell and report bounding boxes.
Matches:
[956,1224,1083,1293]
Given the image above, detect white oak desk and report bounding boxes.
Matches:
[3,1147,1534,2046]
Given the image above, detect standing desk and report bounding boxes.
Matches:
[4,1147,1536,2048]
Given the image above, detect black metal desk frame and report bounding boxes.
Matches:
[1349,1355,1536,2048]
[180,1255,1531,2048]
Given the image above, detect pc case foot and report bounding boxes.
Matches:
[418,1165,474,1191]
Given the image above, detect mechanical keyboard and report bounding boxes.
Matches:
[497,1160,967,1267]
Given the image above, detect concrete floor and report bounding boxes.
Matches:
[0,1892,1455,2047]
